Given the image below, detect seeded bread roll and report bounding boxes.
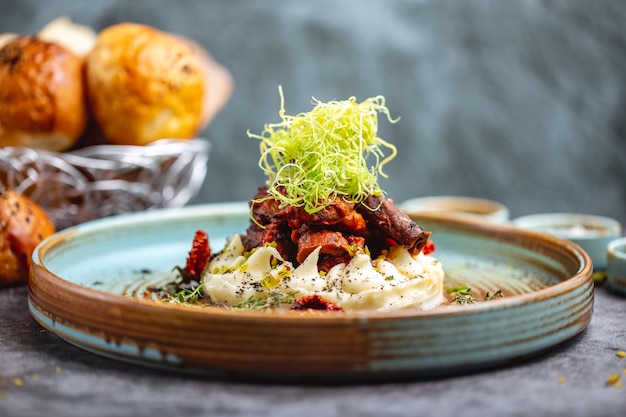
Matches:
[86,22,232,146]
[0,189,56,287]
[0,36,88,151]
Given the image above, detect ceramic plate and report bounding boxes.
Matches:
[29,202,593,381]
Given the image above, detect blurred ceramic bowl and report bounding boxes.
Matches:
[398,196,510,223]
[513,213,622,270]
[607,237,626,295]
[0,138,209,230]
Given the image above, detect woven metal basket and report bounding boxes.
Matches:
[0,139,210,230]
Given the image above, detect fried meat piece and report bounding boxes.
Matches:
[245,187,431,269]
[250,187,366,233]
[296,229,349,264]
[249,187,293,226]
[241,222,296,261]
[289,198,356,228]
[296,229,365,271]
[358,195,431,253]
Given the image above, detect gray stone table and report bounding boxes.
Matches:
[0,282,625,417]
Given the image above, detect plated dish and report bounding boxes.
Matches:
[29,202,593,381]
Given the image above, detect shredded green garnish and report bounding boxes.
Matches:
[247,86,399,214]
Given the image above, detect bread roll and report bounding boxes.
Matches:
[0,33,18,49]
[38,16,97,58]
[179,35,234,133]
[86,23,232,146]
[0,36,88,152]
[0,189,56,287]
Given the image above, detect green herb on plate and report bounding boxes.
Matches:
[164,281,205,305]
[232,292,295,310]
[447,286,503,304]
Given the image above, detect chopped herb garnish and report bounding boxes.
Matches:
[484,290,503,301]
[447,286,504,305]
[447,285,475,304]
[164,281,205,305]
[232,292,295,310]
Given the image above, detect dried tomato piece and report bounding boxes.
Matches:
[421,240,436,255]
[184,230,211,283]
[291,294,344,311]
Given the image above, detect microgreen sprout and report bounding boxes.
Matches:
[163,281,205,305]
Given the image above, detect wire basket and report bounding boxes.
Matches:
[0,139,210,230]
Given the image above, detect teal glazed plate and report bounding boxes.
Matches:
[29,203,593,381]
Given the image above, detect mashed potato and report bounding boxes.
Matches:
[202,234,444,311]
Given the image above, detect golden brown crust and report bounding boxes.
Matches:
[86,23,208,146]
[0,190,56,287]
[0,36,88,151]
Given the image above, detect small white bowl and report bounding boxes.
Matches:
[513,213,622,270]
[607,237,626,295]
[398,196,510,223]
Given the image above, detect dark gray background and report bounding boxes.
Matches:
[2,0,625,224]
